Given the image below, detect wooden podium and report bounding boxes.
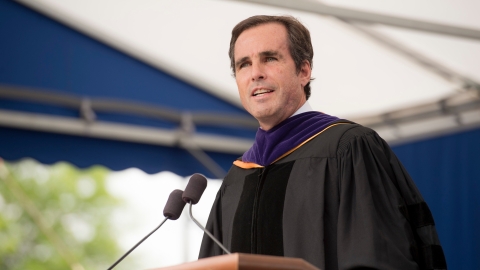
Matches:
[152,253,320,270]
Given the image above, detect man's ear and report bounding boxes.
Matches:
[299,60,312,85]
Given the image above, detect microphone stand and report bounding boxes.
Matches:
[188,203,231,255]
[107,217,169,270]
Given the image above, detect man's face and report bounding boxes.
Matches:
[233,23,311,130]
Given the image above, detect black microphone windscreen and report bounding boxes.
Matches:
[163,189,186,220]
[182,173,207,204]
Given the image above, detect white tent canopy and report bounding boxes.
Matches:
[17,0,480,144]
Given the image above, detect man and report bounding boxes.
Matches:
[199,15,446,270]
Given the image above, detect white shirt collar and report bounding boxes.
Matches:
[291,101,313,118]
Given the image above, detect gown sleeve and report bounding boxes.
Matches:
[336,126,446,270]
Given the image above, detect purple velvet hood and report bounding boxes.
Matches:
[242,111,340,166]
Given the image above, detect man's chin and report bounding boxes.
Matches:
[253,114,289,131]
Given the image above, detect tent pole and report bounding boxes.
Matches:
[179,113,227,179]
[184,147,226,179]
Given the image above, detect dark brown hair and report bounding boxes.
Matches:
[229,15,314,100]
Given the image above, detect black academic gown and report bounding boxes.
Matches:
[199,123,446,270]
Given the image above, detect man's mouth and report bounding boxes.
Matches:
[252,89,274,96]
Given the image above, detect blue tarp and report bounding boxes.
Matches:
[393,127,480,270]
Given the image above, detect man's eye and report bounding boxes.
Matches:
[266,57,276,62]
[239,62,250,69]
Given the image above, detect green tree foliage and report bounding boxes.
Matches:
[0,159,122,270]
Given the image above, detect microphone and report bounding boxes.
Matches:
[182,173,208,204]
[107,189,186,270]
[163,189,187,220]
[183,173,231,255]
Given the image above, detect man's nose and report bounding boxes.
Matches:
[251,61,265,81]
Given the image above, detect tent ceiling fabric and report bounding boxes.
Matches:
[0,0,257,178]
[236,0,480,40]
[1,0,480,176]
[13,0,480,142]
[15,0,480,119]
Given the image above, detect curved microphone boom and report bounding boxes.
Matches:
[107,189,186,270]
[183,173,231,255]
